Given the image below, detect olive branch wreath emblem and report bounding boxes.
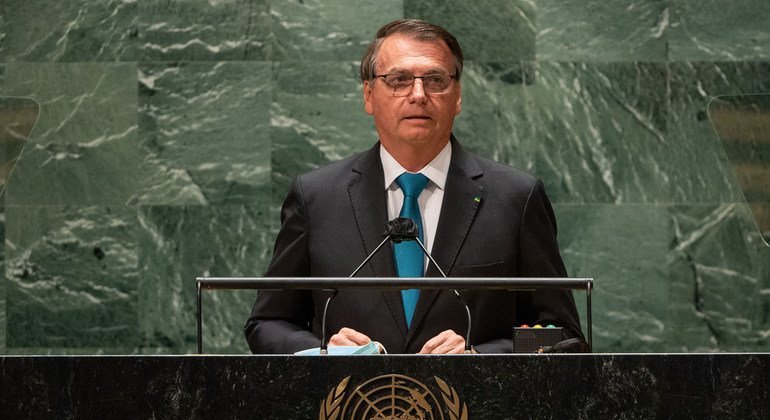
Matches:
[319,375,350,420]
[319,375,468,420]
[434,376,469,420]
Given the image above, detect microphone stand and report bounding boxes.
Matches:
[412,237,474,354]
[319,235,393,355]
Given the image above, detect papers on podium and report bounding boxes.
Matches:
[294,341,383,355]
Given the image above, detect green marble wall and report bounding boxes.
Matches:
[0,0,768,354]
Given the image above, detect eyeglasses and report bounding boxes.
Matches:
[374,73,457,97]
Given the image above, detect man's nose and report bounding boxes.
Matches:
[408,78,427,103]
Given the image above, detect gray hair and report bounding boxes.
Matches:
[360,19,464,82]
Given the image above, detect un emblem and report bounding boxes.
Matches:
[319,374,468,420]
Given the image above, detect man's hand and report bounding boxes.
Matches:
[328,327,371,347]
[418,329,466,354]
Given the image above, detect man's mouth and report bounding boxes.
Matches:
[403,115,431,120]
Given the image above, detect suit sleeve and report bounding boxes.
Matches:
[244,177,322,354]
[515,180,585,342]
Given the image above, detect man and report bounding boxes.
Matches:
[245,19,584,354]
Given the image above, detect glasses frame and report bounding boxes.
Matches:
[373,73,458,97]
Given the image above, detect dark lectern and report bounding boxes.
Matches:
[2,353,769,418]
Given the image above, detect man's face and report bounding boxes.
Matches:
[363,35,462,153]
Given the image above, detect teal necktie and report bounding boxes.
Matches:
[394,172,429,328]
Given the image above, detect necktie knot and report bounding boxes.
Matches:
[396,173,429,198]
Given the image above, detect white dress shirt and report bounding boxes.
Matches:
[380,141,452,267]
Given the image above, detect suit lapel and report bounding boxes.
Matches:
[406,138,484,344]
[347,143,407,337]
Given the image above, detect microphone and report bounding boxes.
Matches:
[383,217,419,243]
[318,218,410,354]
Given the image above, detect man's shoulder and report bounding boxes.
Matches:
[295,146,376,189]
[460,148,539,189]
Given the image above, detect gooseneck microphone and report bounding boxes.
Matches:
[318,217,474,354]
[318,218,409,354]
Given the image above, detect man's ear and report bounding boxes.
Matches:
[363,80,374,115]
[455,82,462,116]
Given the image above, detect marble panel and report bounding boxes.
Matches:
[555,204,670,352]
[452,61,534,168]
[136,204,272,353]
[137,0,270,61]
[137,61,271,206]
[667,61,770,203]
[271,0,403,61]
[666,204,770,352]
[669,0,770,60]
[270,61,375,201]
[1,0,138,61]
[5,205,139,349]
[536,0,669,61]
[558,202,770,353]
[523,61,670,203]
[405,0,535,62]
[2,62,157,206]
[0,6,5,61]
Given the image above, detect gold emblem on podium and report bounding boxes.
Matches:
[319,374,468,420]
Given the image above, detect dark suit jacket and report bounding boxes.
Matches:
[245,137,583,354]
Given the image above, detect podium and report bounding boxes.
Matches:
[2,353,769,418]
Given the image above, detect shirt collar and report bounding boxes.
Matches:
[380,141,452,190]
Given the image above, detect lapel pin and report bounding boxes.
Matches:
[474,196,481,203]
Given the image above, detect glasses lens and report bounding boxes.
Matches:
[383,74,413,95]
[382,73,454,97]
[423,74,452,93]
